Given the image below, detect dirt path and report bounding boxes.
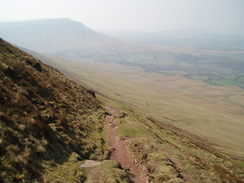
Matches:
[105,107,149,183]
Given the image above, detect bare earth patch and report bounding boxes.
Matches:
[80,160,103,168]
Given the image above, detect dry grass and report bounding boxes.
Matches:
[0,38,109,182]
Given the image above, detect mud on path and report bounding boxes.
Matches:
[105,107,149,183]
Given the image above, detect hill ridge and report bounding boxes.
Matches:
[0,18,128,57]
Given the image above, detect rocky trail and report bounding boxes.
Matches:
[105,107,149,183]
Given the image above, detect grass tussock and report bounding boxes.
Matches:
[83,160,130,183]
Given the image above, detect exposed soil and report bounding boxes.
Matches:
[105,107,149,183]
[80,160,102,168]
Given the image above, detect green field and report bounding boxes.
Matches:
[74,47,244,88]
[206,75,244,88]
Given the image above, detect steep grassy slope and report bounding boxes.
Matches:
[0,38,112,182]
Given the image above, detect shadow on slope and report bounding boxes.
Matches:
[0,38,109,182]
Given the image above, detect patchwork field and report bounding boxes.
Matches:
[36,54,244,160]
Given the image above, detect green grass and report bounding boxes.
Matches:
[237,75,244,82]
[207,75,244,88]
[43,153,86,182]
[116,114,154,140]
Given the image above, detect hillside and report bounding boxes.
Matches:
[1,39,244,182]
[0,38,112,182]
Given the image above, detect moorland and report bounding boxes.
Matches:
[0,18,244,182]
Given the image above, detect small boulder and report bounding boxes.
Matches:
[33,62,43,71]
[87,89,96,97]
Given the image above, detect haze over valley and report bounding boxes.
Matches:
[1,18,244,89]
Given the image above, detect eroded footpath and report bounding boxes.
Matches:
[105,107,149,183]
[81,101,244,183]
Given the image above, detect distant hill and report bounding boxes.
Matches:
[1,19,244,89]
[0,18,129,57]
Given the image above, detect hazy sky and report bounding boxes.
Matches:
[0,0,244,35]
